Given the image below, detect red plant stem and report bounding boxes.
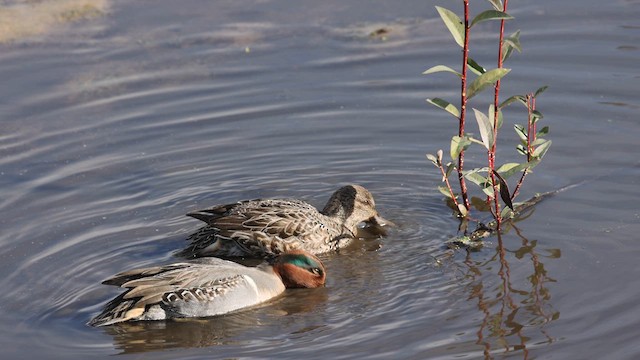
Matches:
[532,96,537,142]
[511,167,529,202]
[438,163,462,211]
[457,0,471,212]
[528,95,535,158]
[511,93,533,200]
[489,0,509,229]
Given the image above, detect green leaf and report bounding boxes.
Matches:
[450,135,472,160]
[427,98,460,118]
[531,110,544,123]
[514,124,528,141]
[502,44,514,63]
[487,105,496,130]
[486,0,503,11]
[445,162,456,178]
[500,94,527,109]
[527,159,541,170]
[435,6,465,48]
[497,162,528,179]
[532,139,552,159]
[504,30,522,52]
[531,138,548,146]
[426,153,438,166]
[466,136,485,146]
[467,57,486,76]
[501,30,521,62]
[482,186,495,197]
[422,65,462,77]
[463,169,489,187]
[457,203,469,217]
[536,126,550,137]
[468,68,511,99]
[488,104,502,129]
[534,85,548,97]
[473,108,494,150]
[516,144,528,156]
[437,185,454,198]
[471,10,513,28]
[493,169,514,210]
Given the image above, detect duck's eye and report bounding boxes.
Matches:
[309,267,323,276]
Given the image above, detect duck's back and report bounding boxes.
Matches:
[182,198,345,257]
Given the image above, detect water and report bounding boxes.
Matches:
[0,0,639,358]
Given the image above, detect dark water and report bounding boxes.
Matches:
[1,0,639,358]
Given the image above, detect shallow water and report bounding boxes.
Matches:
[1,0,639,358]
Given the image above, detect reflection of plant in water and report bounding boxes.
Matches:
[463,230,559,359]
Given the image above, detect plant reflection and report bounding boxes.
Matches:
[463,226,560,359]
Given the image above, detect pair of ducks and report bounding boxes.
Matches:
[89,185,392,326]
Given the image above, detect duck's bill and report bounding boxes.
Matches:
[359,215,395,237]
[371,214,396,228]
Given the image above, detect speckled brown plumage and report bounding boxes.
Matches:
[179,184,393,258]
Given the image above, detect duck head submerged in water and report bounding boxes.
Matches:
[179,184,394,258]
[88,250,325,327]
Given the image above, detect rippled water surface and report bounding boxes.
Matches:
[1,0,639,358]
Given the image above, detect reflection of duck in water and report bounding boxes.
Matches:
[180,184,394,258]
[88,250,325,327]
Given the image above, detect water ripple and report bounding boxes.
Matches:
[1,0,639,358]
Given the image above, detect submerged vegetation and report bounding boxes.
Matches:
[425,0,551,239]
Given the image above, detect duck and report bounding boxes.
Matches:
[88,250,325,327]
[179,184,393,258]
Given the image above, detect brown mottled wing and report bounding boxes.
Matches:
[186,199,338,255]
[224,199,326,238]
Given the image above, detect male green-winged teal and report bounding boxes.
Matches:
[179,184,393,258]
[88,250,325,326]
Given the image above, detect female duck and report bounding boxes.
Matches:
[180,184,393,258]
[89,250,325,326]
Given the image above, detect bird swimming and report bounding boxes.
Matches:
[179,184,393,258]
[88,250,325,326]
